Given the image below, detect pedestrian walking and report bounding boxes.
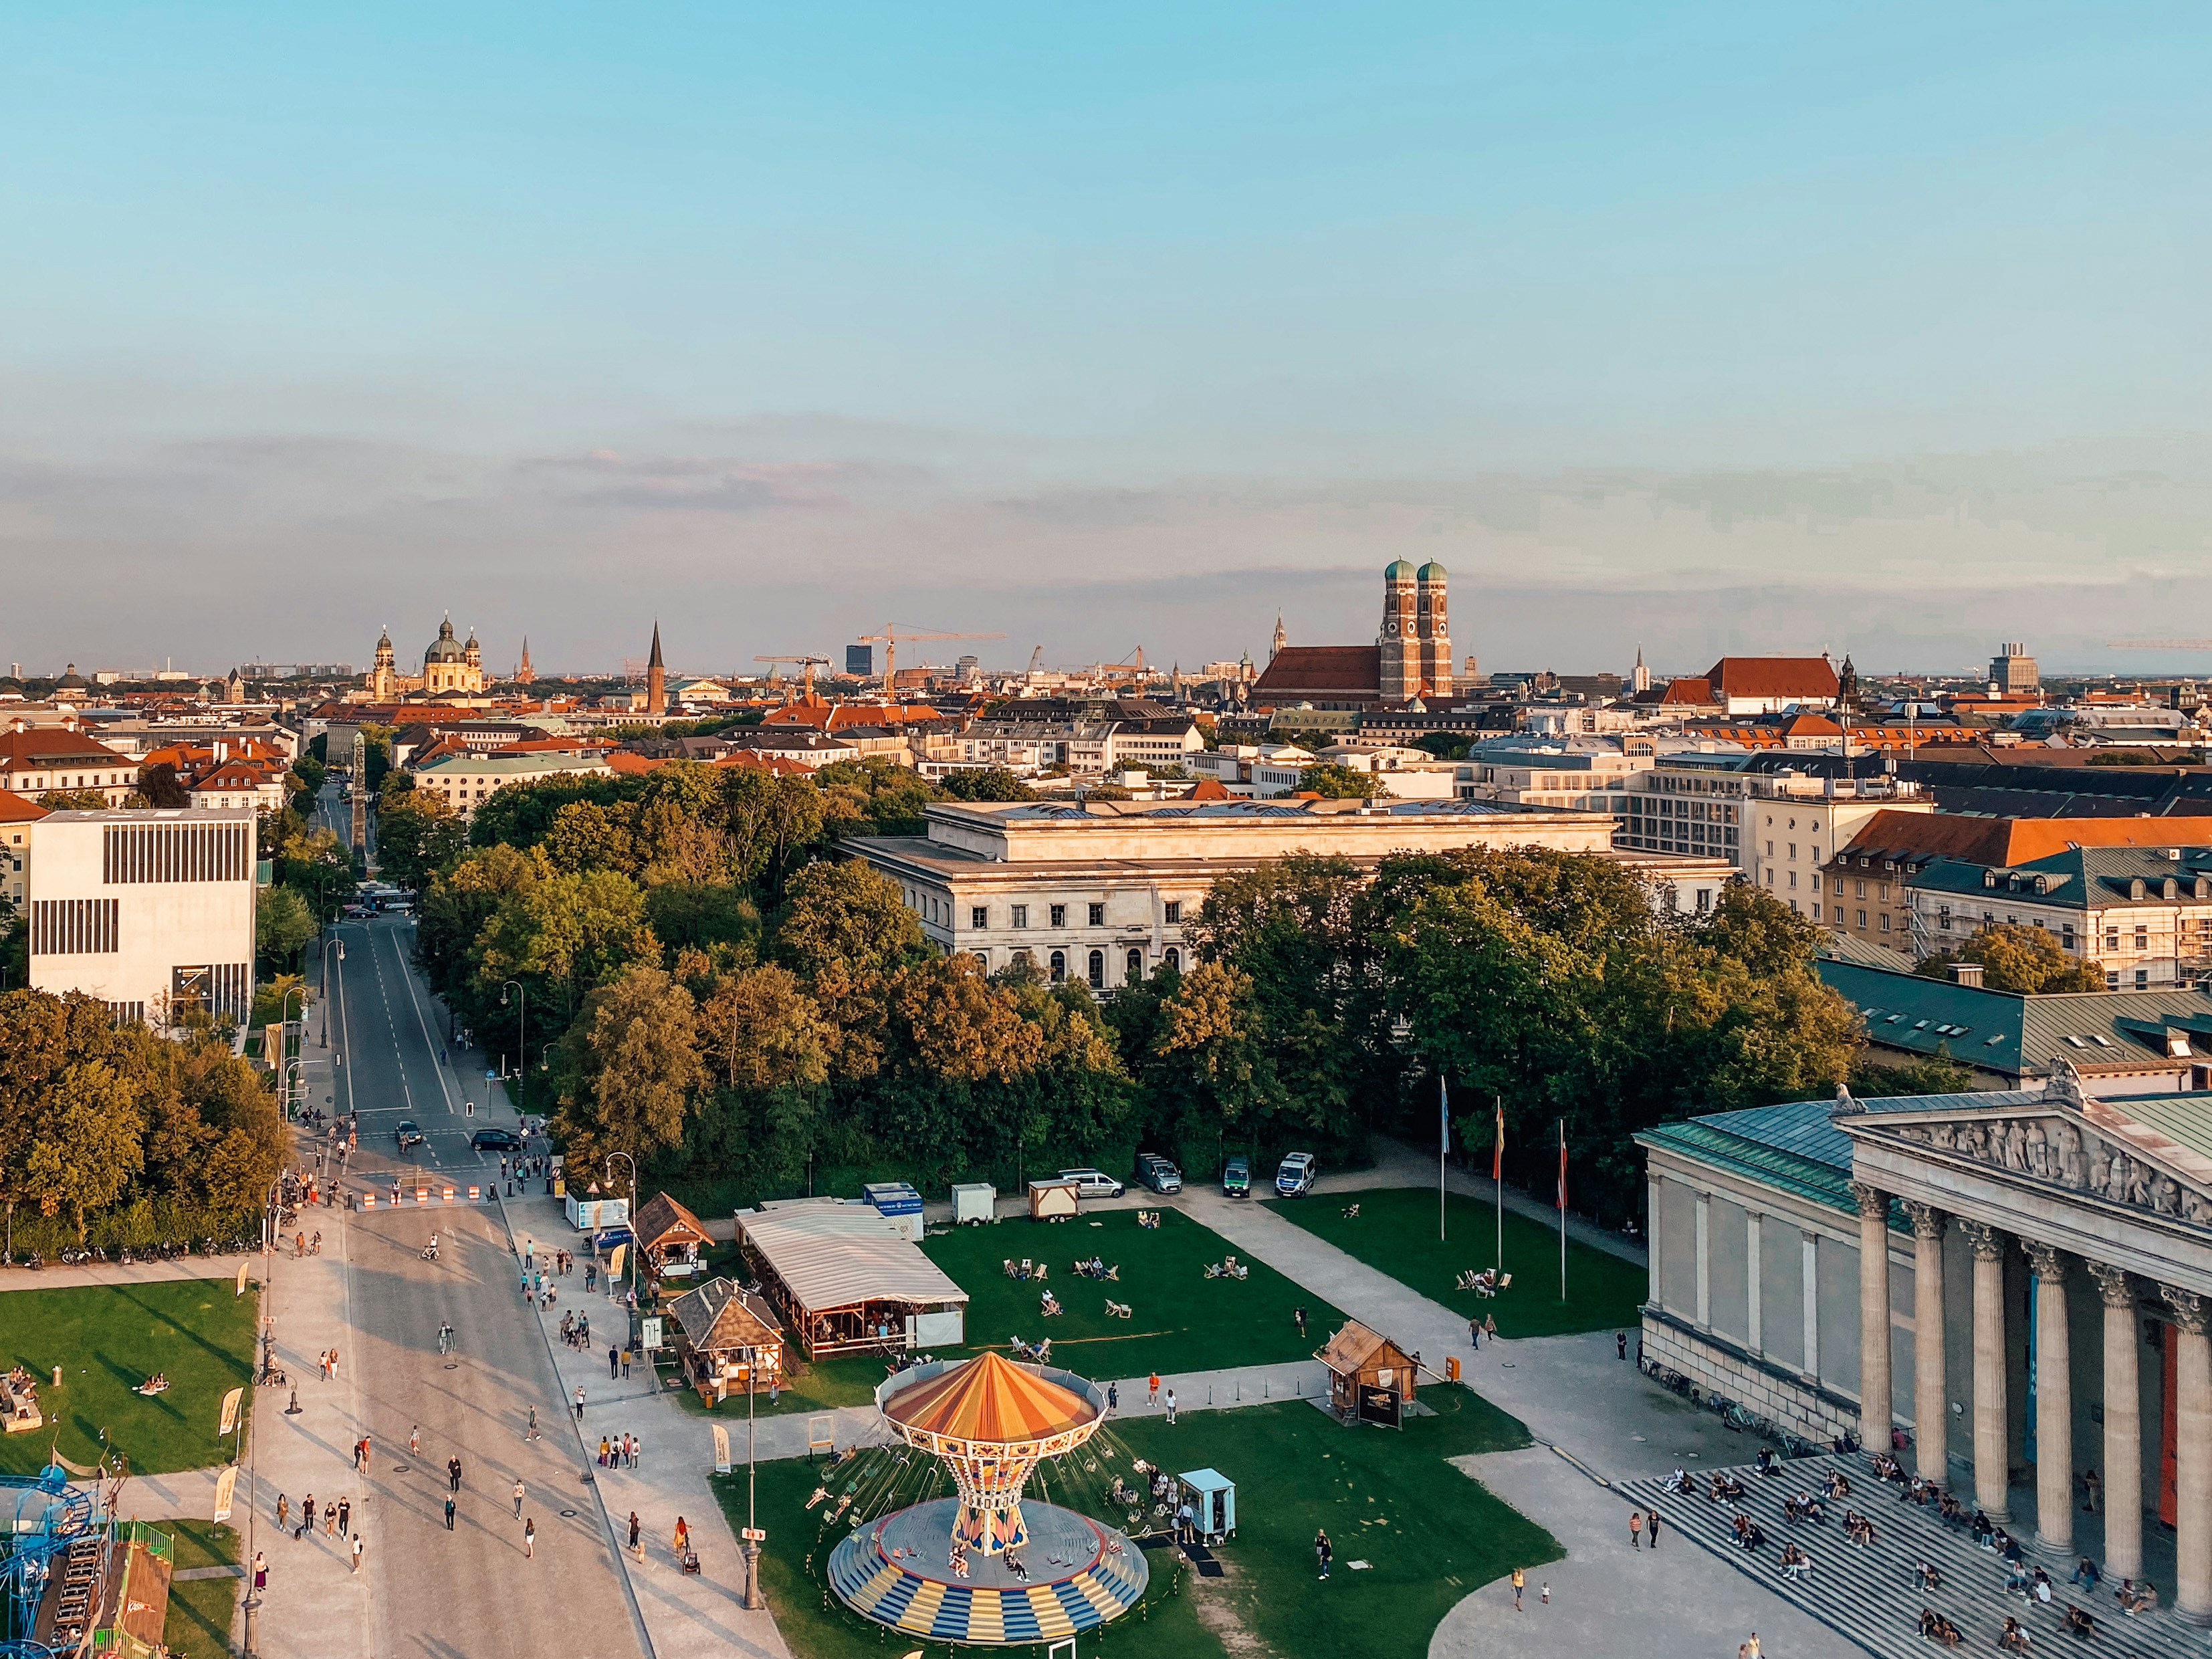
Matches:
[1470,1317,1481,1351]
[252,1551,267,1591]
[1541,1580,1551,1605]
[1629,1509,1642,1548]
[609,1343,620,1380]
[621,1347,631,1379]
[527,1406,539,1441]
[1165,1388,1177,1424]
[524,1517,535,1558]
[1107,1381,1119,1414]
[633,1433,643,1469]
[277,1494,290,1532]
[337,1497,351,1537]
[301,1495,316,1538]
[1147,1373,1159,1408]
[330,1349,341,1383]
[513,1478,526,1519]
[324,1505,337,1539]
[1512,1567,1525,1611]
[444,1494,456,1530]
[1294,1305,1307,1337]
[574,1386,586,1422]
[449,1455,463,1492]
[409,1425,421,1456]
[2082,1467,2102,1514]
[1617,1331,1628,1361]
[1315,1529,1332,1579]
[628,1511,643,1561]
[351,1533,364,1573]
[1647,1508,1661,1549]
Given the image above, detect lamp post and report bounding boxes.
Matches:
[242,1171,286,1659]
[278,980,306,1063]
[281,1059,307,1123]
[500,980,526,1089]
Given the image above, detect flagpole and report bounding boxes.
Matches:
[1493,1096,1503,1276]
[1557,1118,1567,1303]
[1438,1077,1448,1244]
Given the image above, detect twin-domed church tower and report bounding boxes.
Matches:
[1377,560,1451,701]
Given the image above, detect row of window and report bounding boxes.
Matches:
[29,897,120,956]
[973,946,1185,988]
[102,821,253,885]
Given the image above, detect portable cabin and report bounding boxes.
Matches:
[1316,1319,1421,1426]
[863,1181,925,1242]
[1027,1178,1080,1221]
[1176,1468,1236,1544]
[950,1182,997,1226]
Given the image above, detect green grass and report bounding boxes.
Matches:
[711,1456,1227,1659]
[916,1208,1346,1379]
[658,1352,883,1421]
[160,1519,240,1659]
[0,1281,259,1476]
[723,1386,1552,1659]
[1262,1187,1647,1339]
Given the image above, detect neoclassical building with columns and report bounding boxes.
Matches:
[1640,1065,2212,1620]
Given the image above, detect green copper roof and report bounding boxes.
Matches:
[2098,1093,2212,1164]
[1384,559,1416,578]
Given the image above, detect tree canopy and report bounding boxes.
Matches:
[1914,923,2105,994]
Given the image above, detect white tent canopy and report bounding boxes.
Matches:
[736,1198,968,1355]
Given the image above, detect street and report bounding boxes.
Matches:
[264,907,649,1659]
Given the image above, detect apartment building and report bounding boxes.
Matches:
[0,726,138,805]
[0,796,46,909]
[1908,845,2212,989]
[413,753,614,819]
[27,808,257,1026]
[1454,745,1653,812]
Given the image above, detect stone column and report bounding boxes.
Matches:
[2162,1285,2212,1625]
[1746,1210,1764,1353]
[1647,1173,1665,1309]
[1801,1230,1821,1380]
[2024,1241,2073,1555]
[2088,1262,2141,1580]
[1905,1201,1950,1482]
[1694,1191,1711,1329]
[1959,1220,2010,1519]
[1854,1182,1893,1447]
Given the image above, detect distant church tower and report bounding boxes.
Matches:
[369,628,397,700]
[1378,561,1417,701]
[646,623,667,716]
[1415,561,1452,698]
[464,628,482,675]
[1270,613,1287,663]
[517,636,533,684]
[1630,645,1652,695]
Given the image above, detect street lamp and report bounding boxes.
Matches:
[242,1170,287,1659]
[281,1059,307,1123]
[500,980,526,1089]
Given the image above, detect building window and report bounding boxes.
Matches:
[1856,909,1867,928]
[1088,903,1105,927]
[2136,968,2150,988]
[1126,948,1144,984]
[1164,947,1182,972]
[1049,903,1066,928]
[1880,913,1892,932]
[1048,952,1066,984]
[1010,904,1028,929]
[1695,889,1711,914]
[1788,871,1797,889]
[2062,925,2076,950]
[1811,902,1820,921]
[1087,950,1105,989]
[2136,926,2149,951]
[1164,900,1182,925]
[974,951,990,970]
[1787,843,1797,860]
[970,906,988,930]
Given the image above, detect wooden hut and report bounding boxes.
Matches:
[667,1276,788,1402]
[632,1191,714,1282]
[1315,1319,1420,1426]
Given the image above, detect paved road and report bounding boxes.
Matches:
[274,916,649,1659]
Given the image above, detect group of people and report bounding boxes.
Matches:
[276,1489,352,1543]
[1071,1256,1118,1279]
[596,1431,643,1470]
[132,1372,170,1396]
[558,1310,594,1351]
[1002,1258,1048,1281]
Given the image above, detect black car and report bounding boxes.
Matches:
[470,1128,521,1152]
[395,1119,425,1150]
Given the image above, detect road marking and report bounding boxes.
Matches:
[386,927,460,1116]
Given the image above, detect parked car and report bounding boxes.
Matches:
[1275,1151,1317,1198]
[471,1127,522,1153]
[1222,1155,1250,1198]
[395,1119,425,1150]
[1136,1154,1182,1195]
[1057,1168,1125,1200]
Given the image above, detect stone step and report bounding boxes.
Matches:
[1616,1452,2199,1659]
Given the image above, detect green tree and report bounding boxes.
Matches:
[37,790,108,812]
[1296,762,1388,799]
[936,768,1036,802]
[255,885,317,974]
[816,757,940,837]
[476,868,658,1024]
[376,792,467,891]
[774,860,927,986]
[1850,1048,1977,1097]
[1915,923,2105,994]
[27,1060,146,1240]
[136,763,191,809]
[550,964,704,1178]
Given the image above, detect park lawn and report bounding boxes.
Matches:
[711,1458,1228,1659]
[1262,1187,1647,1339]
[919,1208,1345,1379]
[0,1281,259,1476]
[160,1520,239,1659]
[1110,1388,1556,1658]
[658,1352,882,1422]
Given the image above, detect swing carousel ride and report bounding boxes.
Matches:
[825,1352,1152,1644]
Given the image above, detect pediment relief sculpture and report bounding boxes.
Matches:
[1882,1111,2212,1227]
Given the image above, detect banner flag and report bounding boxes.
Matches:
[219,1387,243,1438]
[213,1464,238,1523]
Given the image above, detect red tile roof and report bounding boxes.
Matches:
[1703,657,1840,700]
[1249,646,1382,699]
[1654,677,1717,705]
[0,794,49,824]
[1840,810,2212,869]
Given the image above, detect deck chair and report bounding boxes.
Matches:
[1496,1272,1511,1291]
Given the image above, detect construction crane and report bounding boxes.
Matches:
[754,655,830,695]
[1093,646,1148,684]
[854,625,1006,687]
[2108,640,2212,651]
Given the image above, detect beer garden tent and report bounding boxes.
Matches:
[632,1191,713,1280]
[736,1198,970,1357]
[667,1275,786,1402]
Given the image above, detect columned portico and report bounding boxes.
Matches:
[2023,1240,2074,1557]
[1854,1182,1893,1446]
[2088,1262,2141,1579]
[1905,1200,1949,1482]
[2163,1286,2212,1625]
[1959,1219,2010,1520]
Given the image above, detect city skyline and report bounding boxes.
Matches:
[6,4,2210,672]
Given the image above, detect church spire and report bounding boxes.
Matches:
[648,622,664,669]
[645,621,667,716]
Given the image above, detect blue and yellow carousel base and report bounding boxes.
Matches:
[829,1497,1149,1645]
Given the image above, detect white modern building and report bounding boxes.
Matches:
[413,753,615,820]
[27,808,257,1026]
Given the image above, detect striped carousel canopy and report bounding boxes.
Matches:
[884,1353,1095,1445]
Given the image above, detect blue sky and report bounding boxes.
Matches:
[5,3,2210,674]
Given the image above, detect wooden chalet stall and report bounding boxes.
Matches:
[667,1276,786,1402]
[1316,1319,1420,1427]
[632,1191,713,1283]
[736,1198,969,1359]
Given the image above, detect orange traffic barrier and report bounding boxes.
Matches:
[442,1186,455,1202]
[467,1185,480,1202]
[360,1193,376,1209]
[414,1186,428,1204]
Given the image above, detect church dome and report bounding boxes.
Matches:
[425,618,467,664]
[1384,559,1416,579]
[1416,560,1447,581]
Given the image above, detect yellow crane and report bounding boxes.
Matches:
[854,625,1006,687]
[754,655,830,695]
